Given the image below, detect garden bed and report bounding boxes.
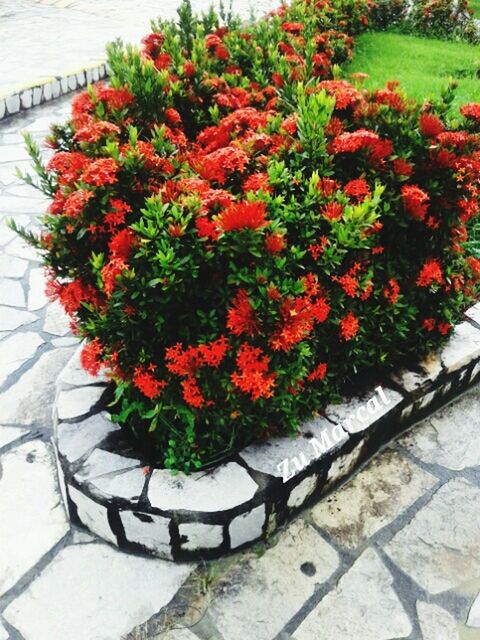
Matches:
[53,302,480,560]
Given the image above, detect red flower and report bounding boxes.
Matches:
[196,216,220,241]
[218,200,267,232]
[401,184,429,221]
[183,61,196,77]
[265,233,286,253]
[417,259,444,287]
[181,377,206,408]
[80,339,103,376]
[340,312,359,341]
[154,52,172,70]
[164,108,182,127]
[231,343,276,400]
[382,278,400,304]
[243,172,272,194]
[460,103,480,122]
[423,318,436,331]
[344,178,370,202]
[393,158,413,176]
[419,113,444,137]
[438,322,452,335]
[74,121,120,143]
[227,289,258,336]
[101,258,127,296]
[281,21,304,33]
[133,366,167,399]
[322,202,344,221]
[64,190,94,217]
[307,362,328,382]
[109,228,136,259]
[82,158,118,187]
[195,146,249,184]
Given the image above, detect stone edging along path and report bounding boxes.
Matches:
[0,62,109,122]
[52,302,480,561]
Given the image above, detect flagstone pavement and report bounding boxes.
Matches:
[1,4,480,639]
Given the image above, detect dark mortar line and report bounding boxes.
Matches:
[0,338,55,394]
[393,441,478,485]
[0,614,26,640]
[276,478,451,637]
[0,429,42,457]
[0,529,71,613]
[374,545,474,635]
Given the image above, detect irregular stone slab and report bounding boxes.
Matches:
[0,253,28,278]
[0,306,37,331]
[57,344,107,387]
[153,630,198,640]
[56,385,106,421]
[0,331,44,386]
[43,299,71,336]
[3,543,193,640]
[311,450,437,550]
[287,474,318,509]
[229,504,266,549]
[75,449,140,483]
[0,425,28,449]
[325,440,365,488]
[240,417,347,478]
[211,520,338,640]
[149,462,258,513]
[466,302,480,326]
[325,386,403,434]
[0,346,74,425]
[57,413,118,463]
[0,440,69,597]
[441,322,480,373]
[121,511,172,558]
[179,522,224,551]
[417,601,459,639]
[5,236,40,261]
[0,277,25,307]
[90,467,146,501]
[397,386,480,471]
[390,352,443,396]
[27,267,48,310]
[467,591,480,627]
[293,548,411,640]
[68,485,117,546]
[385,479,480,594]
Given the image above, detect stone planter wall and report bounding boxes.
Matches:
[53,302,480,561]
[0,63,108,122]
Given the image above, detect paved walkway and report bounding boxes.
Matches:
[1,1,480,636]
[0,0,278,96]
[0,91,480,640]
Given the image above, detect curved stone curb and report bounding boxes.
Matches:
[53,302,480,561]
[0,62,109,122]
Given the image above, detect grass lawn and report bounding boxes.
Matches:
[345,32,480,113]
[470,0,480,16]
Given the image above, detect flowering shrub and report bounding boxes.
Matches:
[408,0,479,42]
[15,0,480,471]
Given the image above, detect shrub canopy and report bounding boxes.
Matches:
[18,0,480,470]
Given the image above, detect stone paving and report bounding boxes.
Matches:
[0,0,279,97]
[1,93,480,640]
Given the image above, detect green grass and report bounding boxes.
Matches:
[345,32,480,113]
[469,0,480,17]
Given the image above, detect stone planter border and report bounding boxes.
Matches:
[53,302,480,561]
[0,63,109,122]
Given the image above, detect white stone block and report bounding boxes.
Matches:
[57,385,105,421]
[57,412,117,463]
[179,522,223,551]
[287,474,318,509]
[149,462,258,512]
[121,510,172,558]
[68,485,117,545]
[5,94,20,114]
[441,321,480,372]
[32,87,42,106]
[20,89,33,109]
[229,504,266,549]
